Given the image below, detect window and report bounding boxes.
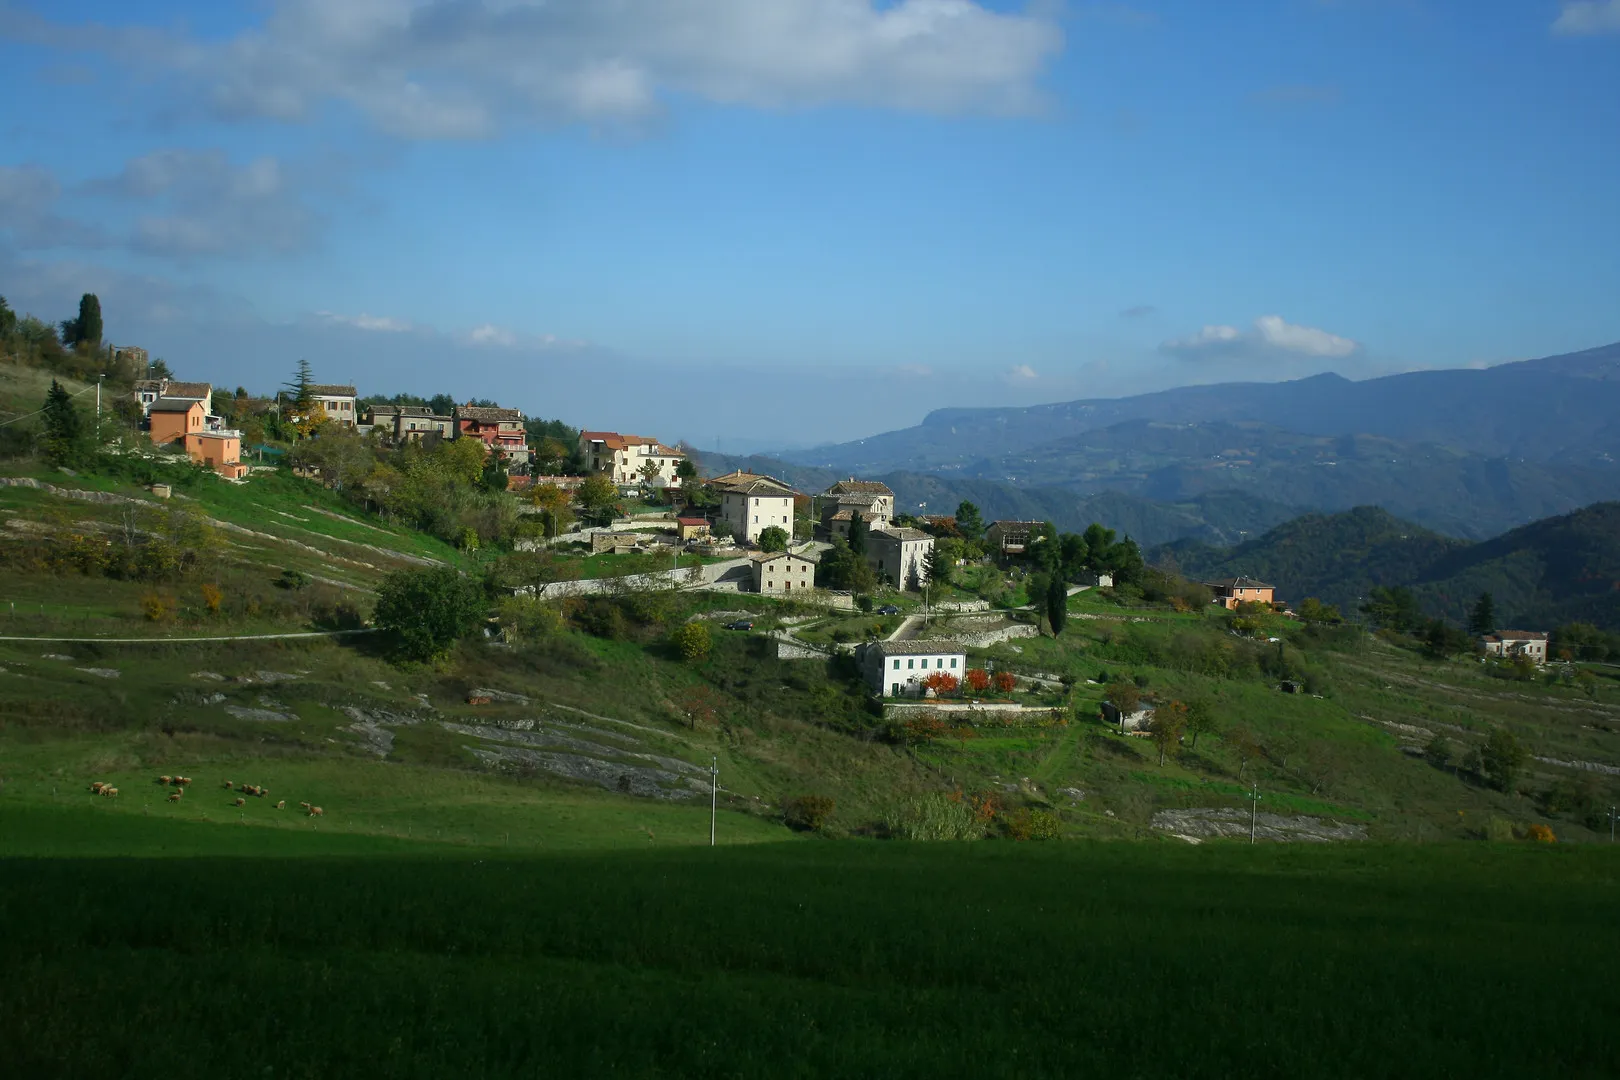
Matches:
[753,516,759,524]
[908,659,915,669]
[950,658,958,668]
[893,660,900,670]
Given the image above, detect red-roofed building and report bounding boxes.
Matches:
[453,404,530,465]
[578,430,685,486]
[677,517,712,541]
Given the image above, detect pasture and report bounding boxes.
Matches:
[1,840,1615,1076]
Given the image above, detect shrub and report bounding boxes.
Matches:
[139,592,172,622]
[784,795,836,832]
[670,621,712,664]
[276,568,309,591]
[200,582,223,615]
[1526,824,1557,844]
[1003,808,1061,841]
[855,594,874,614]
[964,668,991,694]
[992,670,1017,694]
[373,566,486,662]
[1481,729,1528,793]
[757,525,789,553]
[498,596,564,644]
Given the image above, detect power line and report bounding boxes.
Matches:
[0,382,100,427]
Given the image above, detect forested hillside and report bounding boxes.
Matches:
[1163,502,1620,632]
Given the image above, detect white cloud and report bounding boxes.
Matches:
[0,164,109,248]
[1162,314,1359,359]
[468,323,518,347]
[1007,364,1038,379]
[1553,1,1620,34]
[317,311,414,332]
[6,0,1064,138]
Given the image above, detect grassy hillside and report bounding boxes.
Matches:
[1163,502,1620,632]
[3,841,1616,1076]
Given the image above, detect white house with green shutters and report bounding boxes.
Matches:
[860,639,967,698]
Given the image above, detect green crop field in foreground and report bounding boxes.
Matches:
[2,836,1616,1078]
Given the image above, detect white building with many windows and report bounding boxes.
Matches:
[308,384,359,428]
[708,470,799,545]
[867,526,934,591]
[860,639,967,698]
[578,430,685,486]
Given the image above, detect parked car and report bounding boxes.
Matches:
[876,604,901,616]
[724,619,754,631]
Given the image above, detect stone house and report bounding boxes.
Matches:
[985,520,1046,555]
[677,517,711,541]
[818,479,895,536]
[859,639,968,697]
[751,551,816,594]
[365,405,454,444]
[867,526,935,591]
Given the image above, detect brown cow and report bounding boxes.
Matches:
[89,782,106,794]
[176,777,191,786]
[167,792,182,803]
[275,800,286,810]
[308,806,324,817]
[158,775,172,786]
[102,786,118,797]
[234,797,246,807]
[223,780,234,790]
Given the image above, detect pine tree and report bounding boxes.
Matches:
[283,358,315,409]
[76,294,103,348]
[40,380,85,465]
[1468,592,1497,637]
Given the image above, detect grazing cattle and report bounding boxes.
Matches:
[89,782,106,794]
[299,802,310,810]
[167,792,181,803]
[101,786,118,797]
[308,806,324,817]
[176,777,191,786]
[158,775,172,785]
[223,780,234,790]
[275,800,286,810]
[234,797,246,807]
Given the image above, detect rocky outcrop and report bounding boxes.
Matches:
[1151,808,1367,843]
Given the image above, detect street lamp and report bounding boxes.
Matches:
[95,372,106,443]
[1249,783,1263,845]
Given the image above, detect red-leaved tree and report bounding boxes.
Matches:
[993,671,1017,694]
[922,671,960,696]
[964,668,991,694]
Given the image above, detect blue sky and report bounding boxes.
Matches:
[2,0,1618,450]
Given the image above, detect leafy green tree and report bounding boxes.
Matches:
[675,457,698,482]
[480,451,509,493]
[149,358,173,379]
[1362,586,1422,633]
[757,525,788,552]
[1184,698,1218,749]
[576,472,620,525]
[670,621,712,664]
[40,380,86,465]
[1297,597,1343,624]
[1082,523,1115,568]
[1149,700,1188,765]
[1103,680,1141,720]
[0,295,17,338]
[373,567,486,662]
[1422,618,1474,659]
[1468,592,1497,637]
[1480,729,1527,793]
[923,543,951,589]
[954,501,984,541]
[1047,575,1068,637]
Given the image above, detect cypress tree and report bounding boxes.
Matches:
[1047,576,1068,637]
[1468,592,1497,637]
[76,294,103,348]
[847,512,868,557]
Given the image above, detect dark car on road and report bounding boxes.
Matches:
[876,605,901,616]
[724,619,754,631]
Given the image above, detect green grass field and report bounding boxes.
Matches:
[2,836,1615,1076]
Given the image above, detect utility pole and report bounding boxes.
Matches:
[1610,805,1617,843]
[95,372,105,443]
[1249,783,1262,845]
[709,755,719,847]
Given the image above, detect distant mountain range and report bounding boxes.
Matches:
[772,342,1620,539]
[1159,502,1620,632]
